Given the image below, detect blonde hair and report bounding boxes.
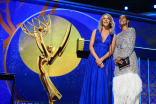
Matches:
[98,13,115,33]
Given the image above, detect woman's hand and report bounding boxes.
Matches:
[96,58,103,66]
[115,57,123,64]
[100,63,104,69]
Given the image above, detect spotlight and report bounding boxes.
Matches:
[154,5,156,9]
[124,6,128,10]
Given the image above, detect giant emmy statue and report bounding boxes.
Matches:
[21,15,72,104]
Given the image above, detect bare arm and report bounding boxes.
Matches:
[89,29,99,60]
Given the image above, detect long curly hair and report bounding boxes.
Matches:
[98,13,115,33]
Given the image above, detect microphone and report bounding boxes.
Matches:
[109,23,112,28]
[108,22,112,104]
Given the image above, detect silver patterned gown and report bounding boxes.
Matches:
[113,27,142,104]
[113,27,139,77]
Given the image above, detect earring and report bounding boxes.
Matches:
[119,25,121,29]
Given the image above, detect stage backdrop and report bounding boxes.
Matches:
[0,0,156,103]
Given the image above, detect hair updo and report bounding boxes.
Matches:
[123,15,129,27]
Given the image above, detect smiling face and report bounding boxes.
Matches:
[119,15,129,27]
[102,15,111,27]
[98,13,115,33]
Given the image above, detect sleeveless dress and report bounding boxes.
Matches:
[79,30,114,104]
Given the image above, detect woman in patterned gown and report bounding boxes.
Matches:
[113,15,142,104]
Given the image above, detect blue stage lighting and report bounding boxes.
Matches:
[124,6,128,10]
[154,5,156,9]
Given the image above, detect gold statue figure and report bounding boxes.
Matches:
[21,15,72,104]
